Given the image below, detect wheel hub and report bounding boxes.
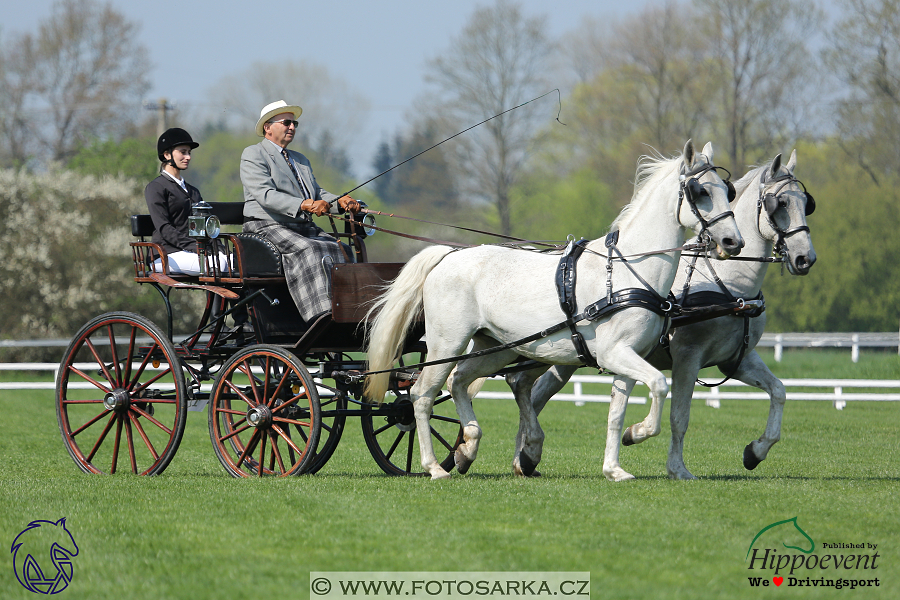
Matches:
[388,397,416,432]
[247,405,273,429]
[103,388,131,412]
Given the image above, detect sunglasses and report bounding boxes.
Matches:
[268,119,298,128]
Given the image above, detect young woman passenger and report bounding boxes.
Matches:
[145,128,216,275]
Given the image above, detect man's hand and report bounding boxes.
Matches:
[338,195,360,214]
[300,198,330,216]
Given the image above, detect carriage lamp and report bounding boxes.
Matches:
[362,213,376,237]
[188,201,220,239]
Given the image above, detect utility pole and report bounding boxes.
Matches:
[143,98,175,135]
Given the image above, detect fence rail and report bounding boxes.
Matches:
[4,363,897,411]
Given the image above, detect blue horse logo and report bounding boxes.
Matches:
[11,518,79,594]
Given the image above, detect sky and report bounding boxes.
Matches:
[3,0,841,177]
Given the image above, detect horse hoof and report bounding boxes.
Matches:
[455,447,472,474]
[519,452,539,477]
[622,427,635,446]
[743,443,763,470]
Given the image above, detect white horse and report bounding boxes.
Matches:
[506,150,816,480]
[364,141,744,480]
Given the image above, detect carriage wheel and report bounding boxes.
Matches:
[56,312,187,475]
[208,345,321,477]
[305,388,346,475]
[360,392,462,476]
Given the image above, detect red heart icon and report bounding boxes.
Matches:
[773,577,784,586]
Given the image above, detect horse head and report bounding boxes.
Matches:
[757,149,817,275]
[679,140,744,259]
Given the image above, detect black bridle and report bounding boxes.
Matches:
[757,171,815,258]
[676,164,737,235]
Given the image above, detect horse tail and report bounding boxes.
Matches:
[364,245,455,403]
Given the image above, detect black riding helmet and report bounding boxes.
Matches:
[157,127,199,162]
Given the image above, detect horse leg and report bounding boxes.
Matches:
[604,376,638,481]
[665,353,703,480]
[730,350,786,470]
[622,370,667,447]
[410,361,460,479]
[447,343,518,475]
[507,365,550,477]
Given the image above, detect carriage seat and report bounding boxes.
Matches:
[130,203,283,278]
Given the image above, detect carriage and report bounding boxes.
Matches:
[55,200,465,477]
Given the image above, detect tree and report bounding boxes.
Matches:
[206,60,369,177]
[423,0,554,235]
[0,0,151,164]
[698,0,824,172]
[825,0,900,183]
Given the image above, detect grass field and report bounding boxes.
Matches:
[1,349,898,599]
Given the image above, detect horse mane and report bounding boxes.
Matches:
[733,163,766,201]
[609,148,682,232]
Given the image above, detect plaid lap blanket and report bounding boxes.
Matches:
[243,220,347,319]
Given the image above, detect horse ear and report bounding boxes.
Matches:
[683,139,695,168]
[702,141,714,163]
[769,153,782,179]
[786,148,797,174]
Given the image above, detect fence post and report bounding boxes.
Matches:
[574,380,585,407]
[706,385,721,409]
[834,386,845,410]
[774,334,783,362]
[851,334,859,363]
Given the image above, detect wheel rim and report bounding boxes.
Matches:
[56,313,186,475]
[209,346,320,477]
[362,393,462,476]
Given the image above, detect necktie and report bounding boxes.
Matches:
[281,149,311,199]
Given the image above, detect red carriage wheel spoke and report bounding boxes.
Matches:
[123,326,136,389]
[110,416,123,474]
[125,417,138,474]
[84,338,116,390]
[268,428,288,474]
[235,430,261,469]
[107,324,123,387]
[70,409,111,437]
[125,342,157,393]
[129,413,159,461]
[131,406,173,435]
[217,422,252,442]
[272,424,305,457]
[85,414,117,462]
[67,365,112,395]
[224,378,255,407]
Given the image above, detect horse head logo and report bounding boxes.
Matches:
[11,518,79,594]
[746,516,815,560]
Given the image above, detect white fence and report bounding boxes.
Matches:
[4,363,897,411]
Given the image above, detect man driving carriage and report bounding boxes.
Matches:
[240,100,361,323]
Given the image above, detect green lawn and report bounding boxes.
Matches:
[1,349,898,599]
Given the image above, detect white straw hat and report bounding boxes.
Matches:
[255,100,303,136]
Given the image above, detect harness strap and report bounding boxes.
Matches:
[555,239,597,368]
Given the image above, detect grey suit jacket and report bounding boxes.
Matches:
[240,141,339,222]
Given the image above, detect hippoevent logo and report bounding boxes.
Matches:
[745,517,880,590]
[10,518,79,594]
